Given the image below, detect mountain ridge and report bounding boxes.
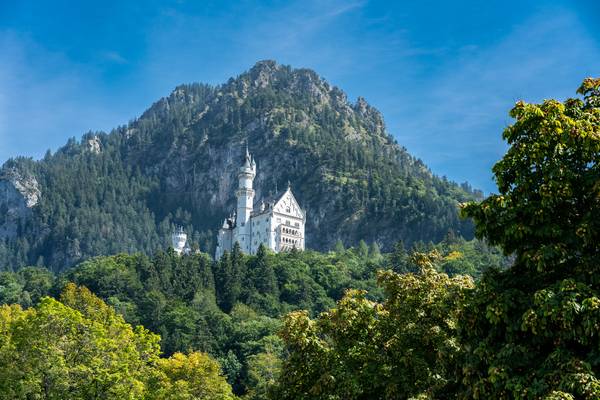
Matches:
[0,60,481,271]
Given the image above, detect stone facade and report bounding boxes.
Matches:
[215,148,306,259]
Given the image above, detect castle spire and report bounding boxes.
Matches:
[236,143,256,252]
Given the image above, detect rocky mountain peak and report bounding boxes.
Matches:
[247,59,282,88]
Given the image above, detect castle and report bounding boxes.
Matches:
[215,147,306,260]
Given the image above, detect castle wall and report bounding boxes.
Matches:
[249,213,272,253]
[215,228,233,260]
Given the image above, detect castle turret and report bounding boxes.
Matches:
[172,226,187,256]
[235,145,256,252]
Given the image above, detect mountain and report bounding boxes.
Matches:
[0,60,481,271]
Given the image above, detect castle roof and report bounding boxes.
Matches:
[251,186,305,219]
[240,144,255,170]
[252,188,287,216]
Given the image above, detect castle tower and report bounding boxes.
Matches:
[235,145,256,252]
[172,226,188,256]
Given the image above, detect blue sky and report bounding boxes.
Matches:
[0,1,598,193]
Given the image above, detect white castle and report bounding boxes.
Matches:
[215,147,306,260]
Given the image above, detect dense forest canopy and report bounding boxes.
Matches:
[0,237,506,398]
[0,61,480,272]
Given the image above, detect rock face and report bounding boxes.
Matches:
[0,60,480,271]
[86,136,102,154]
[0,165,40,238]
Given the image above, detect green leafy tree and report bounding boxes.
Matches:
[459,78,600,399]
[272,252,474,399]
[146,352,237,400]
[388,240,410,273]
[333,240,345,254]
[244,349,282,400]
[0,283,161,399]
[0,283,237,399]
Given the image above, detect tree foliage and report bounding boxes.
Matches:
[459,78,600,399]
[146,352,236,400]
[0,238,502,398]
[0,283,235,400]
[272,252,474,399]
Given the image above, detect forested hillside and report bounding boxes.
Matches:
[0,236,507,397]
[0,61,481,272]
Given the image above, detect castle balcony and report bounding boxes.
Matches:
[280,226,301,237]
[276,225,303,251]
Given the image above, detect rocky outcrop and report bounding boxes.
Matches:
[86,136,102,154]
[0,166,40,238]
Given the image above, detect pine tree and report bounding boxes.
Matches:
[357,240,369,259]
[389,240,410,273]
[252,244,278,296]
[334,240,345,254]
[368,242,381,260]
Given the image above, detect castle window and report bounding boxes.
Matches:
[295,222,299,227]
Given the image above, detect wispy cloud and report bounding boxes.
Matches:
[242,0,366,54]
[101,51,127,64]
[324,1,364,18]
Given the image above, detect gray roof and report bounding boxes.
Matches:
[252,188,287,216]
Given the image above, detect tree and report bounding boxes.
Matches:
[251,244,278,297]
[0,283,161,399]
[356,240,369,259]
[215,243,246,312]
[244,349,282,400]
[459,78,600,399]
[272,251,474,399]
[388,240,410,273]
[368,242,382,261]
[0,283,237,399]
[146,352,236,400]
[17,267,55,305]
